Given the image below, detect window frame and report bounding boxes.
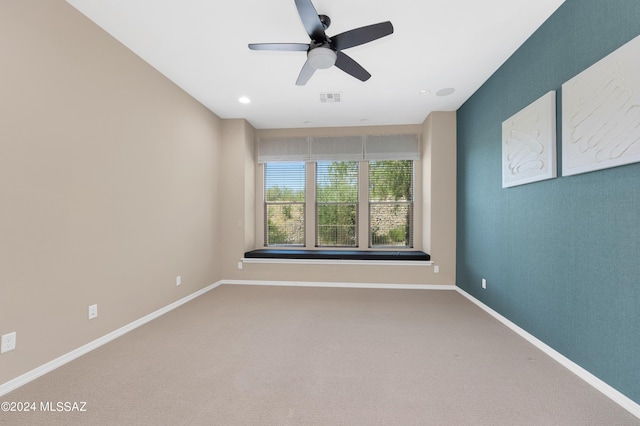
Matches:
[263,162,307,247]
[368,160,415,249]
[257,160,421,251]
[315,160,360,248]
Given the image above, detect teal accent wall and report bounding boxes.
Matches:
[456,0,640,404]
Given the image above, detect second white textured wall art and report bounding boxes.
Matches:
[502,91,557,188]
[562,35,640,176]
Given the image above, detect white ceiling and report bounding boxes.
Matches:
[65,0,565,129]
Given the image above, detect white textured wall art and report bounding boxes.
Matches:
[562,35,640,176]
[502,91,557,188]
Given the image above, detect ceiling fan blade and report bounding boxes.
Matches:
[294,0,327,42]
[296,58,317,86]
[335,51,371,82]
[248,43,309,51]
[332,21,394,51]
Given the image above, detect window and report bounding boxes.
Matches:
[264,162,305,246]
[263,160,415,249]
[369,160,414,248]
[258,133,420,250]
[316,161,359,247]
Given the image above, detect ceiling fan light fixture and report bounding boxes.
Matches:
[307,47,337,69]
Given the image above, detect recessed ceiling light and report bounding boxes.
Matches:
[436,88,455,97]
[360,119,369,123]
[238,96,251,104]
[418,89,431,96]
[304,120,313,125]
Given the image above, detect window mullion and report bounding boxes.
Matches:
[305,162,315,249]
[359,161,369,249]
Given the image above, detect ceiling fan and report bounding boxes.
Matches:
[248,0,394,86]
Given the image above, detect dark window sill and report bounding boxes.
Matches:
[243,249,431,264]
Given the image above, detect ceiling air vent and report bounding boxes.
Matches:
[320,92,342,103]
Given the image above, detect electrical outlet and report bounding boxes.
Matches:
[1,332,17,353]
[88,304,98,320]
[482,278,487,289]
[433,265,439,273]
[237,261,243,270]
[176,275,181,286]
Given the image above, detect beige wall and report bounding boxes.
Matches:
[423,112,457,285]
[0,1,223,384]
[0,0,457,390]
[220,117,457,285]
[244,121,257,251]
[219,119,256,278]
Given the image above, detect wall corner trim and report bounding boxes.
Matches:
[455,287,640,420]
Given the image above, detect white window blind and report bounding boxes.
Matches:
[364,134,421,160]
[257,137,309,163]
[257,134,420,162]
[310,136,364,161]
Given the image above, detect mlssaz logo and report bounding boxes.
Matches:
[40,401,87,412]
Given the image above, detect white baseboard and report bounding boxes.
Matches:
[455,287,640,420]
[220,279,455,291]
[2,279,638,421]
[0,281,223,398]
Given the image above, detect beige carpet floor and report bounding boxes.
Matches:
[2,284,639,425]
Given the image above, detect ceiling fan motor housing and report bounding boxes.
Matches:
[307,47,337,69]
[318,14,331,30]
